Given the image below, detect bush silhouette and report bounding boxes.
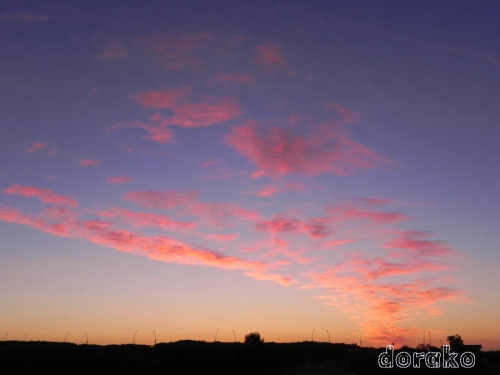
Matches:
[244,332,264,346]
[447,334,464,351]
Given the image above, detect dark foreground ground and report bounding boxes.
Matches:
[1,341,498,374]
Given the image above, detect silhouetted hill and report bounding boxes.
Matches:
[0,341,494,374]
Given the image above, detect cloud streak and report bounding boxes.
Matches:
[2,184,78,208]
[79,158,101,166]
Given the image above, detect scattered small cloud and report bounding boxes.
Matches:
[79,158,101,166]
[105,176,134,185]
[0,12,50,22]
[210,73,255,85]
[2,184,78,207]
[25,141,48,154]
[95,42,128,61]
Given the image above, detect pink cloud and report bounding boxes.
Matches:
[384,231,455,257]
[2,184,78,208]
[123,88,241,143]
[132,91,241,128]
[225,120,392,177]
[210,73,255,85]
[256,216,333,239]
[255,185,278,197]
[207,234,238,242]
[125,189,260,225]
[132,87,190,109]
[138,32,214,70]
[256,217,301,234]
[0,12,50,22]
[79,158,101,166]
[98,207,196,231]
[200,158,219,168]
[25,141,48,154]
[351,197,393,206]
[105,176,134,185]
[125,190,202,210]
[327,206,410,224]
[319,239,355,249]
[0,204,295,286]
[244,269,296,286]
[303,266,462,344]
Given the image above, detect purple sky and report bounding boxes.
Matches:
[1,1,499,348]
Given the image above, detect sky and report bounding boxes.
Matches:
[1,0,499,349]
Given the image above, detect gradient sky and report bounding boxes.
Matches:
[1,1,499,349]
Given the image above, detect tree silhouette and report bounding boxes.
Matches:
[447,334,464,351]
[244,332,264,346]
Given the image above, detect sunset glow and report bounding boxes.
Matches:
[1,1,499,350]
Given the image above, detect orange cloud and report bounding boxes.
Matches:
[2,184,78,208]
[79,158,101,166]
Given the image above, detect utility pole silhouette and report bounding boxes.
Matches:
[215,329,219,342]
[429,331,431,346]
[3,333,7,341]
[64,332,69,343]
[153,330,156,345]
[232,330,237,342]
[133,330,138,344]
[311,329,315,342]
[85,332,88,344]
[326,330,330,343]
[24,334,27,341]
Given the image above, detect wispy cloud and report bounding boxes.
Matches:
[105,176,134,185]
[210,73,255,85]
[97,207,196,231]
[323,101,361,124]
[0,204,291,286]
[256,215,333,239]
[0,12,50,22]
[252,42,296,76]
[79,158,101,166]
[116,87,241,143]
[2,184,78,208]
[125,189,260,225]
[226,119,392,177]
[254,185,278,198]
[24,141,48,154]
[138,32,214,70]
[95,42,128,61]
